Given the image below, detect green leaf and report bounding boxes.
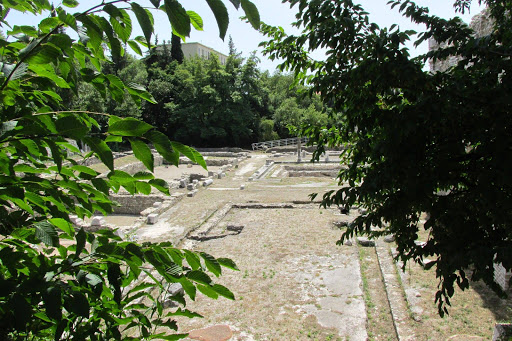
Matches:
[105,135,123,143]
[134,35,149,48]
[63,0,79,7]
[145,130,179,166]
[148,179,170,195]
[171,141,207,169]
[126,82,156,104]
[71,292,89,318]
[163,0,191,38]
[184,250,201,270]
[39,17,60,33]
[71,165,99,176]
[212,284,235,300]
[205,0,229,40]
[83,137,114,171]
[109,170,134,184]
[178,277,196,300]
[26,44,61,64]
[228,0,241,9]
[58,10,77,29]
[75,227,86,258]
[240,0,260,30]
[133,171,154,180]
[25,192,46,210]
[217,257,239,271]
[187,11,203,31]
[43,286,62,320]
[136,181,152,195]
[200,252,221,277]
[34,221,59,247]
[197,284,218,299]
[186,270,212,285]
[85,273,103,287]
[109,117,153,137]
[30,64,70,88]
[55,115,89,139]
[131,3,153,48]
[102,5,131,44]
[129,138,154,172]
[127,40,143,56]
[49,218,74,235]
[166,308,202,318]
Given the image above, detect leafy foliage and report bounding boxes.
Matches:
[261,0,512,315]
[143,51,267,147]
[0,0,259,339]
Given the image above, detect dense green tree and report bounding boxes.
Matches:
[259,118,279,141]
[171,33,184,63]
[263,72,326,138]
[144,51,266,147]
[0,0,259,339]
[261,0,512,314]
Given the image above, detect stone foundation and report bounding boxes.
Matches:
[110,194,168,214]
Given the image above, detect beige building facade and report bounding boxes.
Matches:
[181,42,228,65]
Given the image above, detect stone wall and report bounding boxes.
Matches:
[109,194,168,214]
[429,8,493,72]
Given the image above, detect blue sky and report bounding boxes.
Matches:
[186,0,484,71]
[6,0,484,72]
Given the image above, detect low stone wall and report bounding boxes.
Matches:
[284,165,340,177]
[110,194,168,214]
[117,155,164,174]
[171,157,238,167]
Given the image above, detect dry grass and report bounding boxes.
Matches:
[391,225,512,340]
[358,246,397,341]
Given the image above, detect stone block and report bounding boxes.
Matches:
[384,235,395,243]
[179,179,188,188]
[115,229,126,239]
[69,215,79,224]
[240,184,245,190]
[167,283,184,296]
[248,177,254,181]
[208,171,215,177]
[187,183,195,191]
[193,179,199,184]
[356,237,375,247]
[493,323,512,341]
[153,201,162,209]
[91,216,105,226]
[187,190,197,197]
[147,213,158,224]
[187,164,193,168]
[266,159,273,165]
[217,172,223,179]
[203,179,213,187]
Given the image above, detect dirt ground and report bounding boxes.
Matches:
[105,151,512,340]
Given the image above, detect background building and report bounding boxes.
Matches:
[181,42,228,65]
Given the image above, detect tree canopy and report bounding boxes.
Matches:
[0,0,259,339]
[261,0,512,315]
